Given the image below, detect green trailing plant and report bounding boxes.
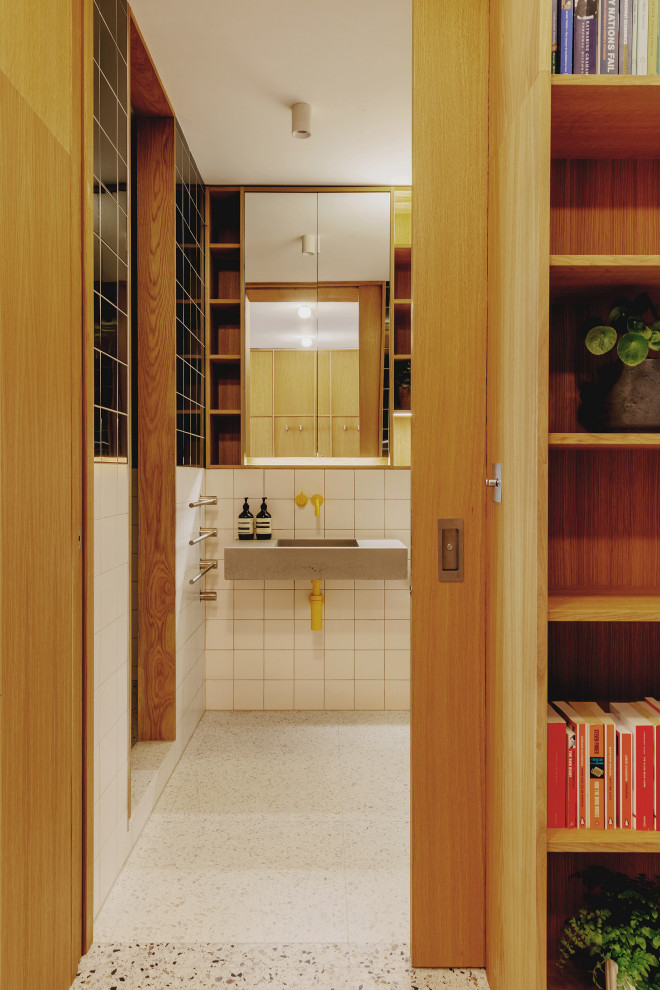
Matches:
[558,867,660,990]
[394,360,411,391]
[585,293,660,367]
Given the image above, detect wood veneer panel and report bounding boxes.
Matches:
[0,65,81,987]
[136,117,176,741]
[549,450,660,588]
[129,15,172,117]
[548,591,660,621]
[549,433,660,448]
[412,0,488,966]
[551,161,660,255]
[550,255,660,295]
[548,830,660,853]
[551,78,660,159]
[358,284,382,457]
[548,622,660,701]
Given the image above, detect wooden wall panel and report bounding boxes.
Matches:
[136,117,176,741]
[358,284,383,457]
[0,3,86,974]
[129,14,173,117]
[548,622,660,702]
[411,0,488,966]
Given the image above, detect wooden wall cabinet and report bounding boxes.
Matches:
[391,188,412,466]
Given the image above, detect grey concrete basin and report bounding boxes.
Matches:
[224,538,408,581]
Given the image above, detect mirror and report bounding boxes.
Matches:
[244,190,392,461]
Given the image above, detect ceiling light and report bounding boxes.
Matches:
[300,336,314,348]
[298,305,312,319]
[292,102,312,139]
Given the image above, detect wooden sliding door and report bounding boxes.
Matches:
[0,0,90,982]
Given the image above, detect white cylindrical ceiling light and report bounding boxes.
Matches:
[301,234,316,255]
[292,102,312,139]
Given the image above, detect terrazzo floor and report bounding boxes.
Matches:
[73,712,489,989]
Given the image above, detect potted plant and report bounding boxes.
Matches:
[580,293,660,430]
[558,867,660,990]
[394,359,411,410]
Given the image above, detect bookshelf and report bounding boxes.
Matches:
[486,11,660,986]
[391,187,412,466]
[206,187,244,467]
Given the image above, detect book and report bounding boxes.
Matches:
[553,0,560,70]
[620,0,635,71]
[547,705,568,827]
[611,703,654,830]
[580,702,616,829]
[574,0,599,72]
[633,0,639,71]
[646,696,660,713]
[566,723,577,828]
[639,0,650,72]
[600,0,619,71]
[615,719,633,829]
[633,701,660,828]
[649,0,659,72]
[571,703,605,829]
[560,0,575,72]
[553,702,587,827]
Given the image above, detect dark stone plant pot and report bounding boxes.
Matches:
[580,359,660,431]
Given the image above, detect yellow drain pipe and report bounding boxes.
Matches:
[309,579,324,630]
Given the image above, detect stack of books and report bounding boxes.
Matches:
[553,0,659,74]
[547,699,660,829]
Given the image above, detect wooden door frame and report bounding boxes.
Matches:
[411,0,489,967]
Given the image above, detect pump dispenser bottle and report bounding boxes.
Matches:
[238,498,254,540]
[256,498,272,540]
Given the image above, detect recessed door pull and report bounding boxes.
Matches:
[485,463,502,503]
[437,519,464,582]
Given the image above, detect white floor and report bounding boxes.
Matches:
[73,712,489,989]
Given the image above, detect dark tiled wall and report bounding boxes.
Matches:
[175,124,206,467]
[93,0,129,460]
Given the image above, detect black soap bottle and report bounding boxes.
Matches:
[256,498,272,540]
[237,498,254,540]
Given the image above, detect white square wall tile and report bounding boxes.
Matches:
[325,680,355,710]
[385,649,410,679]
[355,500,385,530]
[355,469,384,500]
[295,588,314,620]
[385,500,411,530]
[385,679,410,711]
[234,680,264,710]
[325,470,354,500]
[294,619,324,650]
[325,650,355,679]
[264,619,295,649]
[268,499,295,530]
[324,499,355,530]
[294,469,325,498]
[355,650,385,679]
[205,590,233,621]
[233,619,264,650]
[205,649,233,680]
[384,619,411,650]
[233,468,264,500]
[234,650,264,679]
[385,469,411,500]
[264,680,294,709]
[355,589,384,620]
[355,680,385,710]
[264,469,295,499]
[355,620,385,650]
[234,590,264,620]
[203,469,233,499]
[206,617,233,650]
[324,619,354,650]
[324,589,355,620]
[264,650,294,679]
[385,589,411,620]
[294,680,325,710]
[265,589,294,620]
[294,649,325,679]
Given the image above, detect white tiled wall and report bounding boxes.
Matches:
[94,465,205,918]
[203,468,411,711]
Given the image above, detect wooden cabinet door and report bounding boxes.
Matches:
[274,417,316,457]
[330,351,359,416]
[274,351,315,417]
[332,417,360,457]
[249,351,273,417]
[250,417,273,457]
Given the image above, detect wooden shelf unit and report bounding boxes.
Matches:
[487,13,660,987]
[205,187,244,467]
[391,188,412,465]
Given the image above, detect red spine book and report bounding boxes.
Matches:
[616,724,633,829]
[581,703,616,829]
[553,703,587,828]
[634,701,660,830]
[547,705,568,828]
[566,725,577,828]
[612,703,654,831]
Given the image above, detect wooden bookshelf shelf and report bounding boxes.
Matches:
[210,409,241,416]
[550,255,660,296]
[210,298,241,305]
[551,77,660,159]
[547,829,660,853]
[548,590,660,622]
[209,243,240,250]
[393,298,412,304]
[549,433,660,448]
[209,354,241,361]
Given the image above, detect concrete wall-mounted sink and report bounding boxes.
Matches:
[224,539,408,581]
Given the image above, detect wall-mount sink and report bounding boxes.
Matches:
[224,538,408,581]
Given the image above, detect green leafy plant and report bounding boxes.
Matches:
[394,359,411,391]
[585,293,660,367]
[558,867,660,990]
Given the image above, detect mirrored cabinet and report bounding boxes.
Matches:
[205,186,412,467]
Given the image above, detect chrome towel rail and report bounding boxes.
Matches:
[189,528,218,546]
[189,495,217,507]
[189,559,218,585]
[199,591,217,602]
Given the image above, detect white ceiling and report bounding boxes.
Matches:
[249,301,359,350]
[129,0,412,186]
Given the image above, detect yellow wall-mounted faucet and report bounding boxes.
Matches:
[295,491,308,507]
[311,494,324,517]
